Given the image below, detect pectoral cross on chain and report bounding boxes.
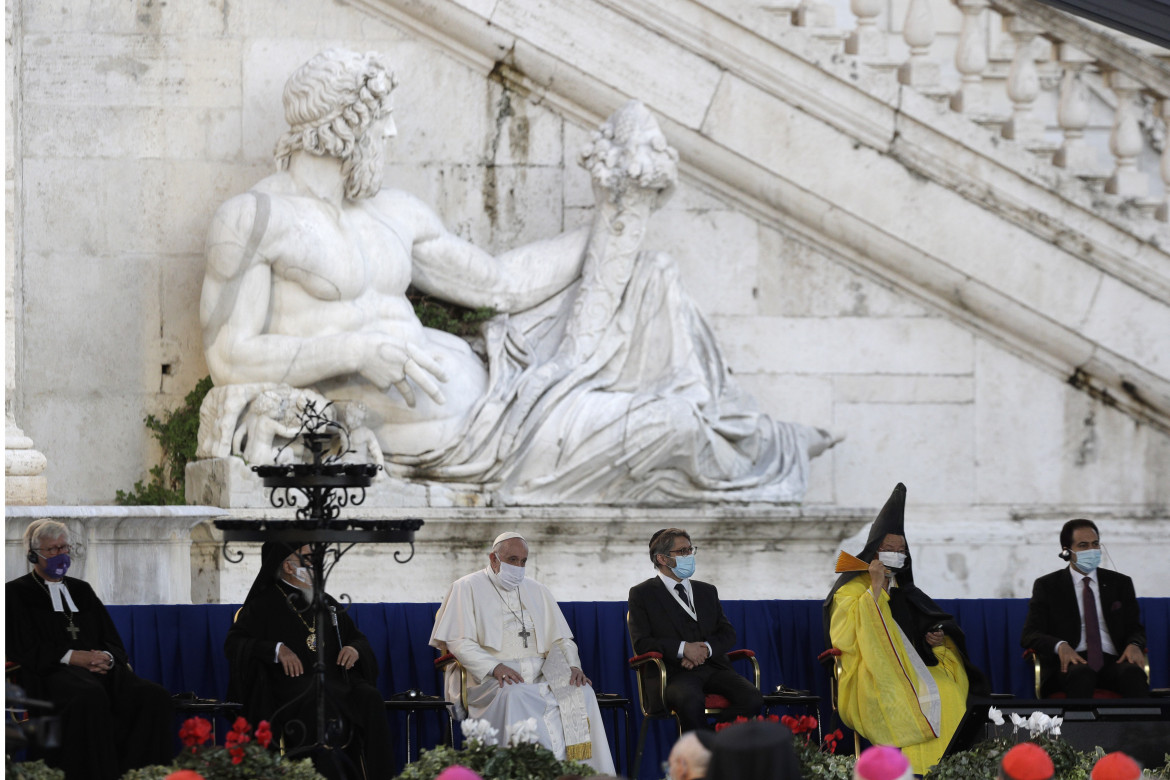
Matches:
[66,620,81,640]
[518,626,532,648]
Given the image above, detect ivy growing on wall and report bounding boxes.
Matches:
[115,376,213,506]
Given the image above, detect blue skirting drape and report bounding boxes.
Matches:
[107,598,1169,779]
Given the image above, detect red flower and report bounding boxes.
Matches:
[231,717,251,734]
[823,728,844,754]
[255,720,273,749]
[229,746,246,765]
[225,730,251,749]
[179,718,213,748]
[166,771,205,780]
[780,714,818,736]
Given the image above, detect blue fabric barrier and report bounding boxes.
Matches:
[108,598,1169,779]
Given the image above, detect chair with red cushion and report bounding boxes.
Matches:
[626,612,761,772]
[817,647,862,755]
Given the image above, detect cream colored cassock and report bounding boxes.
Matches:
[429,567,616,773]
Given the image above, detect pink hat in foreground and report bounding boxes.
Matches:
[436,767,484,780]
[853,745,913,780]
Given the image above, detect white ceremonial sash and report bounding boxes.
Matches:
[543,641,592,761]
[876,603,941,737]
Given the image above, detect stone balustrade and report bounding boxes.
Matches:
[779,0,1170,218]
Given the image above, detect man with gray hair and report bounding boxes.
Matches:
[5,519,173,780]
[429,532,614,773]
[628,528,763,732]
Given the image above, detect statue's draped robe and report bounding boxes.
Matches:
[5,573,174,780]
[398,251,817,504]
[430,568,615,773]
[829,577,969,774]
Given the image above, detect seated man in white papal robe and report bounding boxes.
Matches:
[430,532,615,773]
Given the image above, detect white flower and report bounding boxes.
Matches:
[507,717,541,746]
[987,707,1005,726]
[1010,713,1028,733]
[1048,716,1062,737]
[460,718,500,745]
[1027,711,1052,737]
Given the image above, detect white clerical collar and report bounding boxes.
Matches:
[42,578,79,613]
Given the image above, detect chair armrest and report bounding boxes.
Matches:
[434,652,456,670]
[817,648,842,663]
[727,649,756,661]
[628,652,664,667]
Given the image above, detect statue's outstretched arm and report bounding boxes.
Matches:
[410,220,590,313]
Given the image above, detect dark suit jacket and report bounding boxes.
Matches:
[628,576,737,677]
[1020,567,1146,693]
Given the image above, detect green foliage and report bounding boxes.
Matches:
[396,741,594,780]
[5,761,64,780]
[407,287,496,338]
[792,737,856,779]
[1151,755,1170,779]
[115,376,213,506]
[925,736,1095,780]
[117,767,170,780]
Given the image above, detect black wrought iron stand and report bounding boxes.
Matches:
[216,403,422,775]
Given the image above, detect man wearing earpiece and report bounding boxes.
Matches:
[5,518,174,780]
[1021,518,1149,698]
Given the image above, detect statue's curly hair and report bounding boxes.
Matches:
[274,49,397,175]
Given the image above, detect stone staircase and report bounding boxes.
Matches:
[353,0,1170,434]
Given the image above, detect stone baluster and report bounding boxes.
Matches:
[1001,16,1045,145]
[1158,99,1170,221]
[846,0,886,58]
[756,0,802,28]
[794,0,836,28]
[950,0,990,114]
[1052,44,1099,176]
[1104,71,1149,198]
[898,0,940,89]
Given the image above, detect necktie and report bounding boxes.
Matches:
[1082,576,1104,671]
[675,583,692,610]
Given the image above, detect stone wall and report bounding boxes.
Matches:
[6,0,1169,594]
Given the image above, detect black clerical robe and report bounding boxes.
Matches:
[225,582,392,779]
[5,573,174,780]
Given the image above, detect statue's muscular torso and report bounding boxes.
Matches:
[205,175,489,456]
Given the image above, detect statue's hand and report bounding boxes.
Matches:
[360,339,448,407]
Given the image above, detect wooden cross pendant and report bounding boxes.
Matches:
[518,626,532,648]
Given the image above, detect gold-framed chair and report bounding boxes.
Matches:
[817,647,862,756]
[626,612,762,772]
[1023,647,1150,699]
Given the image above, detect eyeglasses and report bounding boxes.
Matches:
[37,544,71,556]
[668,546,697,557]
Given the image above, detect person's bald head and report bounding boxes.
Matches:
[669,732,713,780]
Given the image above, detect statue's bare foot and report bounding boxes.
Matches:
[809,427,846,458]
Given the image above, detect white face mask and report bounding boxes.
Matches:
[877,551,906,570]
[497,561,525,590]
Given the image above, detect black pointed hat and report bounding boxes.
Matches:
[864,482,906,549]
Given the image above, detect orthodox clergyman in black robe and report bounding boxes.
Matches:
[5,519,174,780]
[225,541,393,780]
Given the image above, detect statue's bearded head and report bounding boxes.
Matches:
[274,49,397,200]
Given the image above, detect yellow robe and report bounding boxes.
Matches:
[830,577,969,774]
